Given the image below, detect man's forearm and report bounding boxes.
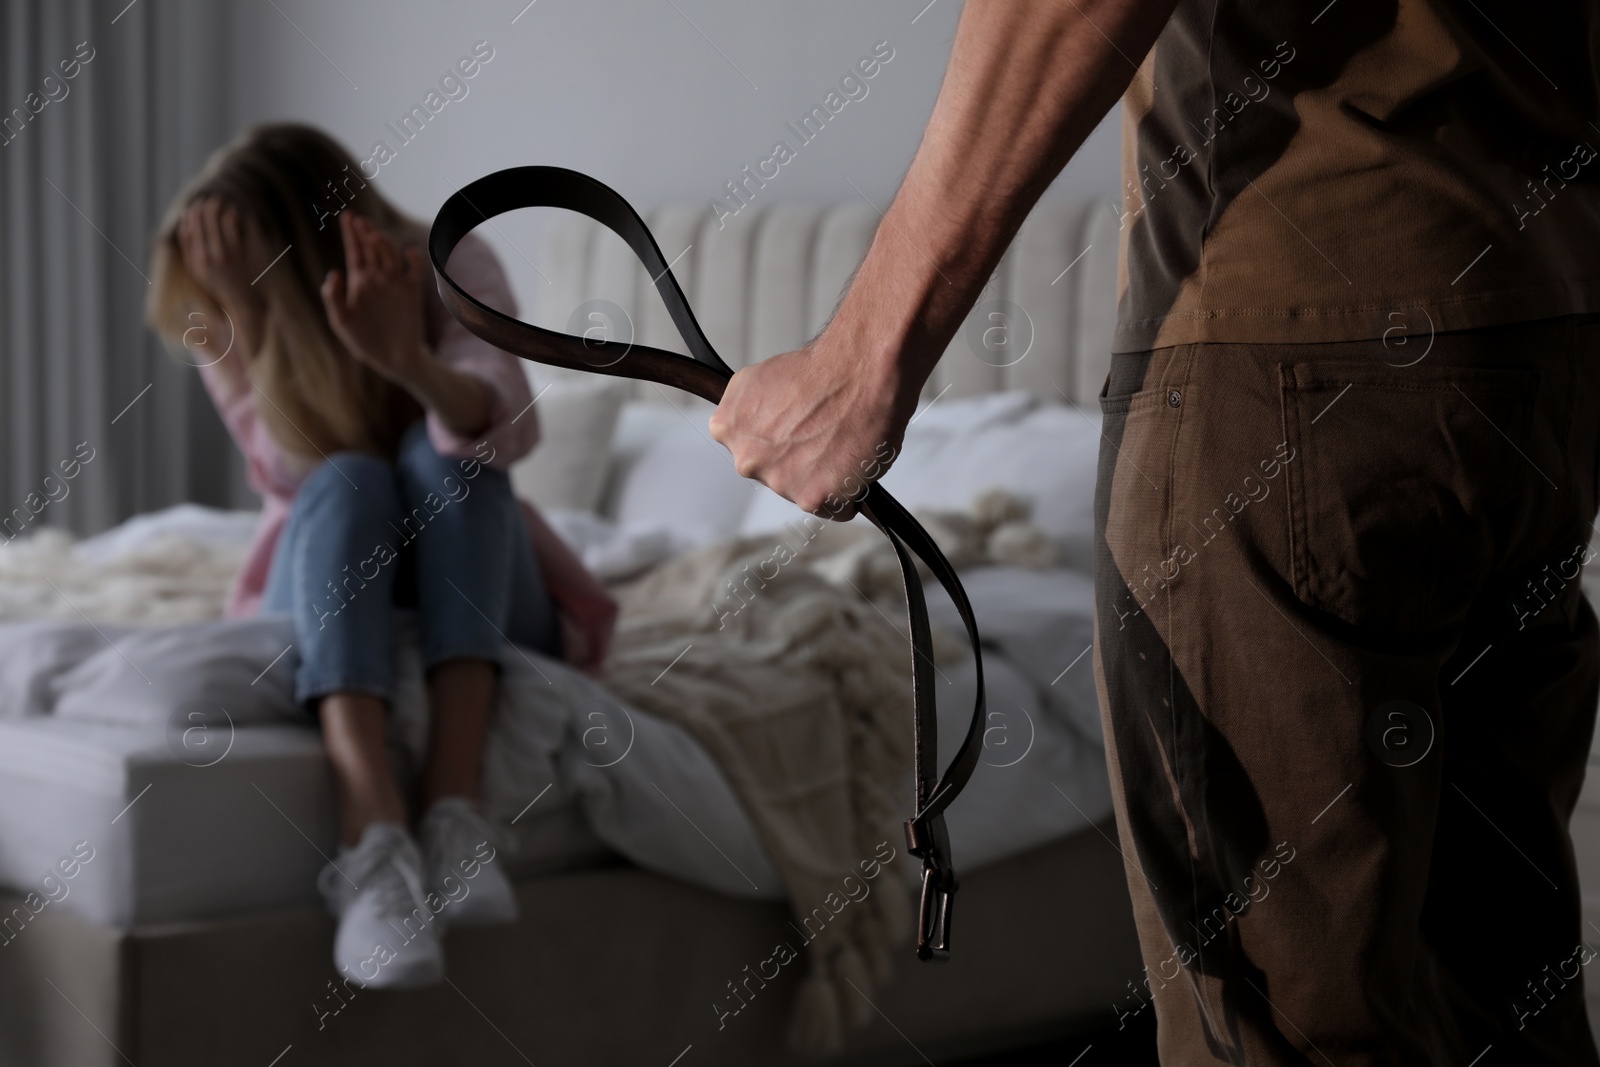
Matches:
[841,0,1177,402]
[707,0,1178,514]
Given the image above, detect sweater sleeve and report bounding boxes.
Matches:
[421,233,539,470]
[196,356,304,500]
[197,357,255,452]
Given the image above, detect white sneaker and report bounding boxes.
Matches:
[419,797,519,927]
[317,822,445,989]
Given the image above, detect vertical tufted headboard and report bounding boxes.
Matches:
[525,199,1120,408]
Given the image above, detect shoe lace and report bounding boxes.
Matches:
[320,831,429,917]
[428,803,497,879]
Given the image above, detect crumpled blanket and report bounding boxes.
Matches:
[0,527,244,624]
[600,490,1053,1055]
[0,493,1056,1055]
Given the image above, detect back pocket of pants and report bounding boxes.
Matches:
[1279,362,1538,634]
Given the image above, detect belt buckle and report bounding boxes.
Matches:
[915,863,954,961]
[905,815,956,962]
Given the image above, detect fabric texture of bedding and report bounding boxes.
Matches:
[0,613,783,927]
[0,387,1116,1051]
[596,491,1107,1053]
[50,617,298,727]
[738,390,1104,571]
[602,535,916,1054]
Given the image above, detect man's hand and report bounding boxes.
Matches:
[710,326,914,520]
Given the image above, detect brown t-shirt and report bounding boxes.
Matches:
[1115,0,1600,352]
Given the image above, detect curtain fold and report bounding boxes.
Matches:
[1,0,244,539]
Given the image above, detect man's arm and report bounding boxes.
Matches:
[709,0,1177,516]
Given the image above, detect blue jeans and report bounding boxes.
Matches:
[261,421,561,706]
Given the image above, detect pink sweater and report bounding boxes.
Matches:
[200,231,540,619]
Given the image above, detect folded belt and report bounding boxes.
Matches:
[429,167,986,961]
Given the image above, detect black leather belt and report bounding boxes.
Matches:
[429,167,985,961]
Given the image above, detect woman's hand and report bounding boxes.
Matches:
[177,197,269,359]
[321,211,429,383]
[520,503,619,676]
[325,211,492,438]
[557,584,620,677]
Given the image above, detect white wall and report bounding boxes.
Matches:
[227,0,1120,316]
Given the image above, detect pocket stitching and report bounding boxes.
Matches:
[1278,365,1320,609]
[1099,389,1171,417]
[1280,363,1539,624]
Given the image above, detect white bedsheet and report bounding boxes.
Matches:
[0,614,784,926]
[0,507,1114,927]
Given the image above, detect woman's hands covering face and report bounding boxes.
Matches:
[177,197,272,357]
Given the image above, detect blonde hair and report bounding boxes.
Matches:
[147,123,423,460]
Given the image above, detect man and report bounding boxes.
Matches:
[709,1,1600,1063]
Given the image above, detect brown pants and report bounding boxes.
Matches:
[1093,315,1600,1065]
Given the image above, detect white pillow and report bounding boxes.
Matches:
[737,398,1102,570]
[596,400,695,518]
[509,378,629,513]
[903,389,1037,434]
[50,618,301,728]
[737,483,869,540]
[608,405,756,547]
[540,509,689,581]
[609,400,688,470]
[737,391,1045,539]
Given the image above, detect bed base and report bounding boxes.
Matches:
[0,824,1141,1066]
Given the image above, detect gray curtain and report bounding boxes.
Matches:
[1,0,247,539]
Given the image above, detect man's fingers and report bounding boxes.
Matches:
[818,501,859,523]
[707,370,744,447]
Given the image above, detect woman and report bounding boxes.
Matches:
[147,123,617,989]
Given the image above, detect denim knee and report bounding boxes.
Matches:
[398,421,495,489]
[270,450,406,704]
[396,419,514,522]
[300,450,400,509]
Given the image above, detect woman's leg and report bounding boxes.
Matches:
[420,660,496,805]
[395,422,560,809]
[261,451,409,845]
[321,694,406,844]
[421,515,563,806]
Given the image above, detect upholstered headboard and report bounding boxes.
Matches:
[525,199,1119,407]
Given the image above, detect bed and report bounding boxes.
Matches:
[0,196,1139,1066]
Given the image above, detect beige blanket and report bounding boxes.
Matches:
[2,495,1051,1054]
[601,494,1049,1054]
